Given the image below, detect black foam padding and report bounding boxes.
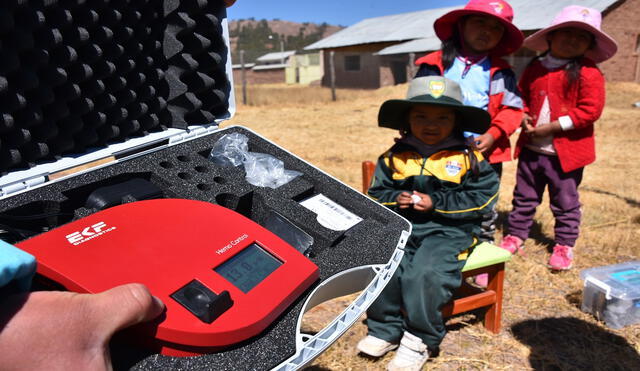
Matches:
[0,0,231,174]
[32,120,57,140]
[42,67,68,86]
[58,116,83,133]
[22,142,49,162]
[85,177,163,210]
[0,76,8,93]
[0,148,21,169]
[21,49,50,70]
[15,107,43,128]
[1,1,395,369]
[0,113,15,132]
[0,127,411,370]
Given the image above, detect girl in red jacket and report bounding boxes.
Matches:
[500,5,618,270]
[415,0,524,247]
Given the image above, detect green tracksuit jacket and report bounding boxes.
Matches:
[365,142,499,350]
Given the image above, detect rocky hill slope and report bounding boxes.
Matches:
[229,19,343,63]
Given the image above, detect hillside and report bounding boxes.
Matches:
[229,19,343,63]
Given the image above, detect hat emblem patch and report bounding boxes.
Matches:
[490,2,504,14]
[428,81,446,99]
[580,8,590,20]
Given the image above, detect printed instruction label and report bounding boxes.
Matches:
[300,193,363,231]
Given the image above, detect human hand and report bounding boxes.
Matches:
[396,192,413,209]
[474,133,495,153]
[0,283,165,371]
[524,120,561,139]
[521,113,534,131]
[410,191,433,212]
[529,121,561,138]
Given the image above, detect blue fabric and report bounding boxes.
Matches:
[0,240,36,292]
[444,57,491,139]
[444,56,491,111]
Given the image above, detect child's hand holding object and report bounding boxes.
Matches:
[397,191,433,212]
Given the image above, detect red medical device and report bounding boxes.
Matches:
[16,199,319,356]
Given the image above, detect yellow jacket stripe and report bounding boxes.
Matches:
[434,191,499,214]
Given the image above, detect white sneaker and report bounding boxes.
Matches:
[386,331,430,371]
[356,335,398,357]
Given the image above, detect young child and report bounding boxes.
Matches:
[356,76,499,370]
[500,5,617,270]
[414,0,524,245]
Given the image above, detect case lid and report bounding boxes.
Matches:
[0,0,236,197]
[581,261,640,300]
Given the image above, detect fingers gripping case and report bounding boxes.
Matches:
[0,1,410,370]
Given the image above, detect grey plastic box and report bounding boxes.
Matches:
[580,261,640,329]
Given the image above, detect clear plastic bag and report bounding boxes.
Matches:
[209,133,302,189]
[208,132,249,167]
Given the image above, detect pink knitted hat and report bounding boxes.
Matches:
[433,0,524,56]
[524,5,618,63]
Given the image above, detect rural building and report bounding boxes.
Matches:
[305,0,639,89]
[232,51,322,85]
[232,50,295,84]
[285,53,322,85]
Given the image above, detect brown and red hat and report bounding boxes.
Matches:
[433,0,524,56]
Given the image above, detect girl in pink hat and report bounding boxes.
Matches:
[414,0,524,247]
[500,5,618,271]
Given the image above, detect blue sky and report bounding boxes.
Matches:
[227,0,466,27]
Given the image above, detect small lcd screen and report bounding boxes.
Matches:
[215,243,283,293]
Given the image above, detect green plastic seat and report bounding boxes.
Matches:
[462,242,512,272]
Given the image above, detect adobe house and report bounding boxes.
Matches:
[305,0,639,89]
[285,53,322,85]
[598,0,640,81]
[232,50,295,84]
[232,51,323,85]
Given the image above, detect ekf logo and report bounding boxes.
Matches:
[66,222,116,246]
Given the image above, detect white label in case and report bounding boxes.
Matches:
[300,194,363,231]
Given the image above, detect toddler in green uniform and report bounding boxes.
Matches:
[357,76,499,371]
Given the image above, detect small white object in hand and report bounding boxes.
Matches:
[411,194,421,204]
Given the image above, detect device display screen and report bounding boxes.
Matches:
[215,243,283,293]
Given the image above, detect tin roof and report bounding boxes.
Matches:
[306,0,621,51]
[376,36,441,56]
[232,63,256,69]
[305,7,455,50]
[256,51,296,62]
[253,63,288,71]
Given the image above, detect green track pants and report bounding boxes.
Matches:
[365,225,472,349]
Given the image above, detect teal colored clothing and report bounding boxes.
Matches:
[365,141,499,349]
[0,240,36,293]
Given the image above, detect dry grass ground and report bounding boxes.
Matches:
[223,82,640,370]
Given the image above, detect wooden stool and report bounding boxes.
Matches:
[361,160,510,333]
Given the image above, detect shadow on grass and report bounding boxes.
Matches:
[582,186,640,208]
[512,317,640,370]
